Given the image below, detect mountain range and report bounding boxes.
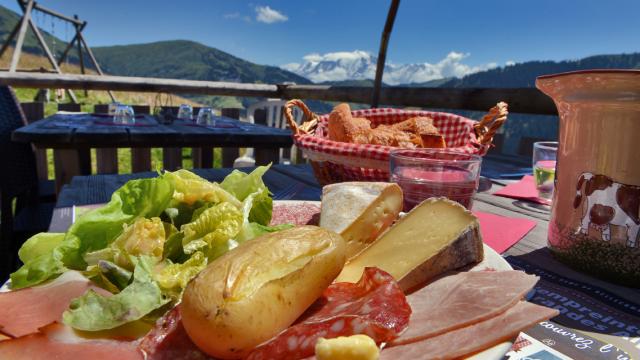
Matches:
[2,4,640,96]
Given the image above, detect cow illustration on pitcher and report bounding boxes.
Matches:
[573,172,640,247]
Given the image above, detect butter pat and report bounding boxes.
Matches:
[335,197,483,292]
[320,182,403,259]
[315,335,380,360]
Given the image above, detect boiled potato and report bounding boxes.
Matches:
[181,225,346,359]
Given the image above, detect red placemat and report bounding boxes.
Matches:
[181,122,238,129]
[473,211,536,254]
[94,121,156,127]
[493,175,549,205]
[91,113,146,119]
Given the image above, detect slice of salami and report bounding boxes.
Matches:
[246,267,411,360]
[138,306,209,360]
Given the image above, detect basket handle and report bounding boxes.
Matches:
[474,102,508,146]
[284,99,319,135]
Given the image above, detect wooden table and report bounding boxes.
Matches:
[11,113,293,190]
[49,164,640,356]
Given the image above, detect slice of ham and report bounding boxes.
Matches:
[138,306,209,360]
[380,301,559,360]
[0,271,109,338]
[246,267,411,360]
[0,322,143,360]
[391,270,539,346]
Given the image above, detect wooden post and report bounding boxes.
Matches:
[53,148,90,193]
[74,15,87,96]
[15,0,79,103]
[20,102,48,180]
[9,0,34,72]
[371,0,400,108]
[221,108,241,168]
[76,31,116,102]
[56,22,86,66]
[0,21,21,59]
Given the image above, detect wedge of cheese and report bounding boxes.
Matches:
[335,197,483,292]
[320,182,403,260]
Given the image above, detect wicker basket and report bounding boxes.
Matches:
[284,99,508,185]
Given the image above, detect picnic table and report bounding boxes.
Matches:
[49,164,640,357]
[11,112,293,190]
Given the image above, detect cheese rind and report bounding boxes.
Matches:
[335,197,483,292]
[320,182,403,259]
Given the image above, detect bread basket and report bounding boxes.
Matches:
[284,99,508,185]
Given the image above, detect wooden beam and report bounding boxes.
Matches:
[17,0,78,102]
[74,17,87,96]
[0,21,21,59]
[0,72,558,114]
[0,72,279,97]
[372,0,400,108]
[280,85,557,115]
[9,0,34,72]
[24,0,85,26]
[56,22,86,66]
[76,30,116,101]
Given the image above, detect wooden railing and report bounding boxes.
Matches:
[2,72,558,187]
[0,72,557,115]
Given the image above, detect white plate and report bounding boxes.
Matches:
[2,200,514,358]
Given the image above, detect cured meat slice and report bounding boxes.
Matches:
[380,301,558,360]
[246,267,411,360]
[0,322,142,360]
[391,270,539,345]
[271,201,321,226]
[138,306,209,360]
[0,271,108,338]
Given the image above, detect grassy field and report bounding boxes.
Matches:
[2,48,225,178]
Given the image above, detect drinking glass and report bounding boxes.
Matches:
[196,107,216,126]
[390,149,482,211]
[177,104,193,120]
[107,102,121,115]
[113,104,135,125]
[532,141,558,203]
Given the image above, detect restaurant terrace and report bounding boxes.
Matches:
[0,1,638,359]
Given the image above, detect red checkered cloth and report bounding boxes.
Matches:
[295,108,487,182]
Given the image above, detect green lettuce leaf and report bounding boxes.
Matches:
[84,217,166,270]
[10,177,173,288]
[154,251,207,300]
[10,251,66,290]
[220,165,272,225]
[61,177,173,269]
[163,169,240,208]
[17,232,65,263]
[181,202,243,259]
[63,256,170,331]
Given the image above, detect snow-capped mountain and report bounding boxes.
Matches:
[281,50,498,85]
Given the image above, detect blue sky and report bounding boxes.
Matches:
[2,0,639,69]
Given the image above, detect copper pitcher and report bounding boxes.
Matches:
[536,70,640,287]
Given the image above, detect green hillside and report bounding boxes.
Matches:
[92,40,310,85]
[441,54,640,88]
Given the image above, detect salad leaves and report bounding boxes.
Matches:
[10,166,287,331]
[63,256,170,331]
[11,177,173,289]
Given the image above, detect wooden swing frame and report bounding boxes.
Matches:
[0,0,115,102]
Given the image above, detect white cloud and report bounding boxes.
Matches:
[255,6,288,24]
[224,12,240,19]
[282,50,499,85]
[505,60,516,66]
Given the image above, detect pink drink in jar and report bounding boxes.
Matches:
[389,149,481,211]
